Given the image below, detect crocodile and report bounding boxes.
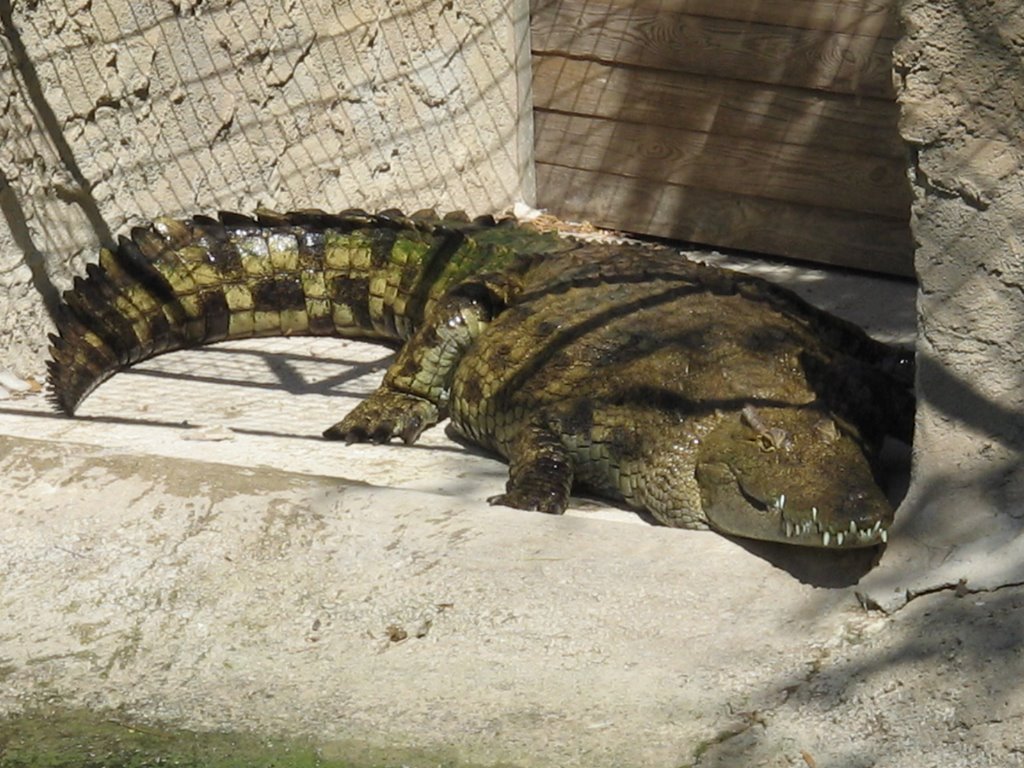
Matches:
[47,208,915,548]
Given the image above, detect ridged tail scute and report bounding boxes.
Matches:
[47,222,201,414]
[47,208,564,415]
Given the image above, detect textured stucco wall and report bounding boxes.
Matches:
[0,0,533,378]
[894,2,1024,530]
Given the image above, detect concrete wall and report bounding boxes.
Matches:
[888,1,1024,570]
[0,0,533,378]
[897,3,1024,495]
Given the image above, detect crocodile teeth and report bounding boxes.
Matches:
[778,494,786,510]
[811,507,818,522]
[880,529,888,543]
[850,520,857,534]
[783,519,821,539]
[822,531,830,547]
[836,532,845,546]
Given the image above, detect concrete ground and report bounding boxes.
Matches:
[1,251,1022,767]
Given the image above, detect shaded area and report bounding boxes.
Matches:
[0,0,115,327]
[121,343,396,400]
[0,168,62,320]
[730,536,885,588]
[0,403,482,457]
[919,332,1024,456]
[0,0,114,247]
[689,584,1024,767]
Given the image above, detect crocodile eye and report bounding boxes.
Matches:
[814,418,840,443]
[755,427,791,452]
[740,406,791,451]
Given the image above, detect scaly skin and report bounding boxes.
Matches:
[47,209,566,414]
[48,209,913,548]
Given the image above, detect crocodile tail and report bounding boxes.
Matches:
[47,208,549,415]
[46,214,205,415]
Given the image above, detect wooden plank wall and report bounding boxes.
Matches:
[530,0,914,276]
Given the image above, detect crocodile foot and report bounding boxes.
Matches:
[323,390,439,445]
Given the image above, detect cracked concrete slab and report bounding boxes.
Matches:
[0,431,863,767]
[692,585,1024,768]
[1,252,1021,766]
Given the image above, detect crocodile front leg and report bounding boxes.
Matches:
[487,418,575,515]
[323,278,514,445]
[473,399,709,527]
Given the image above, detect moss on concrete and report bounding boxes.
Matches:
[0,709,515,768]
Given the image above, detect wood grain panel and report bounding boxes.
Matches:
[535,163,914,276]
[529,0,911,275]
[533,0,901,38]
[532,55,905,159]
[534,111,911,217]
[531,0,896,98]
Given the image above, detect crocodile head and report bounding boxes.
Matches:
[694,405,893,548]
